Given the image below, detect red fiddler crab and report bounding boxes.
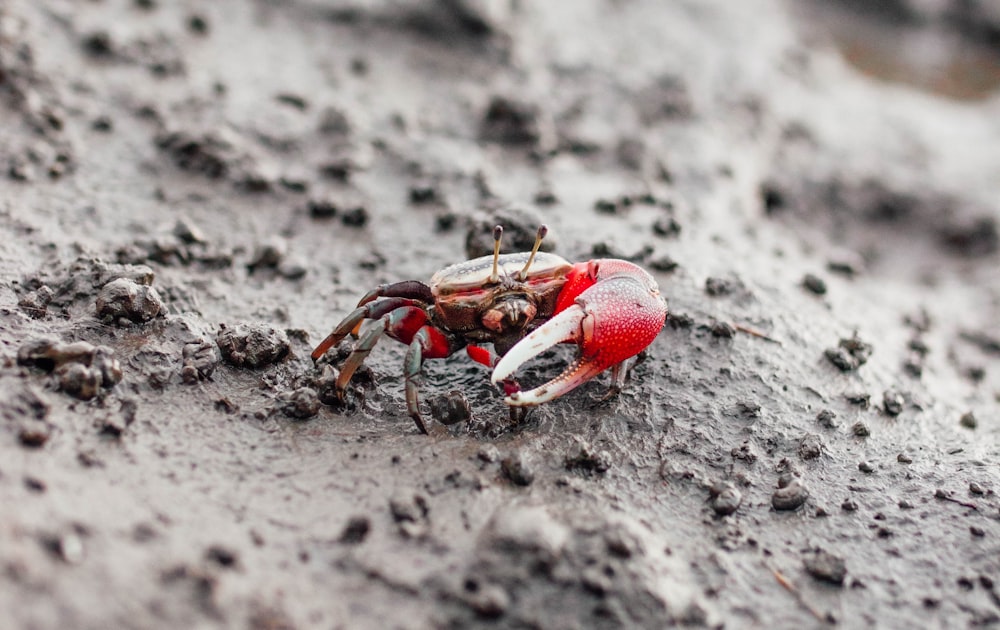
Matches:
[311,225,668,434]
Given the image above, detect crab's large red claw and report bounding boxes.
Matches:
[491,260,667,406]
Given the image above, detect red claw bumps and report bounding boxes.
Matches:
[312,225,668,434]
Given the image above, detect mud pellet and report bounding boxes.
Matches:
[501,451,534,486]
[95,278,164,325]
[804,550,847,586]
[772,478,809,511]
[710,484,742,516]
[883,390,904,416]
[802,273,827,295]
[959,412,977,429]
[216,323,290,368]
[279,387,319,420]
[816,409,837,428]
[338,516,370,544]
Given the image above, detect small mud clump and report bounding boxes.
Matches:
[802,273,827,295]
[882,390,905,416]
[465,207,553,259]
[798,434,823,460]
[339,516,370,545]
[216,324,290,368]
[95,278,165,325]
[501,451,535,486]
[772,477,809,511]
[278,387,319,420]
[18,285,54,318]
[4,386,52,448]
[804,549,847,586]
[18,338,123,400]
[709,482,743,516]
[480,96,542,145]
[825,333,873,371]
[429,391,472,426]
[181,340,219,382]
[704,276,736,296]
[959,411,977,429]
[563,440,612,476]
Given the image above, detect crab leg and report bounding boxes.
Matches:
[491,260,667,406]
[331,304,429,396]
[404,326,457,434]
[312,297,424,360]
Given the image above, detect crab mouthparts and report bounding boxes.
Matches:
[491,305,591,406]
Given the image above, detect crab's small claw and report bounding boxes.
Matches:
[491,260,667,406]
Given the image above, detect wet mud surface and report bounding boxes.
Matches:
[1,1,999,628]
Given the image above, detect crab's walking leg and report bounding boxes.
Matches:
[404,326,457,434]
[351,281,435,337]
[336,322,385,394]
[312,297,425,360]
[332,304,429,397]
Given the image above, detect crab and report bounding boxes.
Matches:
[311,225,668,434]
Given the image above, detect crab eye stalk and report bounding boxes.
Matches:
[516,224,548,281]
[489,225,503,284]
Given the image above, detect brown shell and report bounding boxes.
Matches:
[429,252,571,334]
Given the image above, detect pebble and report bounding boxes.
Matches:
[882,390,904,416]
[477,444,500,463]
[465,582,510,618]
[858,461,875,474]
[279,387,319,420]
[501,451,534,486]
[772,478,809,511]
[710,483,742,516]
[18,285,53,318]
[181,339,219,382]
[852,422,870,437]
[173,217,207,244]
[564,440,612,475]
[18,423,51,448]
[959,412,977,429]
[803,550,847,586]
[58,363,102,400]
[216,323,290,368]
[18,339,122,399]
[704,276,734,296]
[429,391,472,426]
[247,238,287,271]
[798,434,823,460]
[480,95,541,145]
[825,334,873,371]
[95,278,164,325]
[816,409,837,429]
[710,321,735,338]
[338,516,370,544]
[802,273,827,295]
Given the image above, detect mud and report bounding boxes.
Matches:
[1,1,999,628]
